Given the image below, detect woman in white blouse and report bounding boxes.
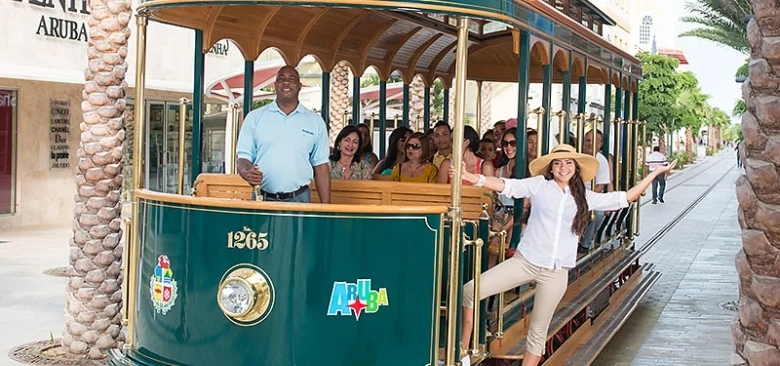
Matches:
[452,144,676,366]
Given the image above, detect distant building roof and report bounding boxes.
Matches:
[658,48,689,65]
[575,0,617,26]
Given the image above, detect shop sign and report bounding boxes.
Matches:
[0,92,13,108]
[50,99,70,170]
[9,0,90,43]
[208,40,230,57]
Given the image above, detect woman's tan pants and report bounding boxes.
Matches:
[462,253,568,356]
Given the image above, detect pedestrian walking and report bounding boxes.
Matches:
[646,146,668,204]
[736,143,742,168]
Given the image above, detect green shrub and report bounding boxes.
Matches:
[669,151,690,168]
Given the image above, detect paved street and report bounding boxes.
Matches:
[595,151,741,365]
[0,151,743,366]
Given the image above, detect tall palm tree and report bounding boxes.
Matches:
[732,2,780,364]
[674,86,710,160]
[410,75,426,131]
[328,61,351,144]
[679,0,751,54]
[480,82,492,133]
[64,0,132,358]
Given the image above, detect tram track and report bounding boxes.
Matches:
[636,159,736,254]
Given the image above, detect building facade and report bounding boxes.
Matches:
[0,0,257,229]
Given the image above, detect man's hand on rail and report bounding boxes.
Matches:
[237,158,263,186]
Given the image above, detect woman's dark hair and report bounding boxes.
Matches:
[463,125,480,154]
[544,159,590,236]
[329,125,363,164]
[357,123,373,156]
[385,126,413,169]
[499,127,518,176]
[403,132,431,163]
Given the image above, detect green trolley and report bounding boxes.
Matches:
[109,0,656,365]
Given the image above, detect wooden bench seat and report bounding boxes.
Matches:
[192,173,492,220]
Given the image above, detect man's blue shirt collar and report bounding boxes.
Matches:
[268,99,306,116]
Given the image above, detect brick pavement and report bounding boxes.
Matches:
[594,154,741,365]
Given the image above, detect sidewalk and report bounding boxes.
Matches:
[0,227,71,366]
[594,157,741,365]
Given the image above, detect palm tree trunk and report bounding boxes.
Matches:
[409,75,425,131]
[658,132,667,155]
[685,129,694,160]
[732,3,780,364]
[480,82,492,134]
[448,88,455,125]
[328,61,350,144]
[64,0,132,358]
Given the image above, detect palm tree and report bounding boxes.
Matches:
[480,82,492,133]
[709,107,731,148]
[328,61,350,144]
[64,0,132,358]
[679,0,751,54]
[410,75,426,131]
[674,85,710,161]
[732,2,780,364]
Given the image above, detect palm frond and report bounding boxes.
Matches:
[679,0,750,55]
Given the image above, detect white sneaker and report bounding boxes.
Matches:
[461,354,471,366]
[436,350,471,366]
[437,356,470,366]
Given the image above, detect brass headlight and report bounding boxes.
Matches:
[217,265,274,326]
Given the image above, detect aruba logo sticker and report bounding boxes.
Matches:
[149,255,178,315]
[327,279,389,321]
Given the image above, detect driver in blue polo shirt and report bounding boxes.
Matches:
[236,66,331,203]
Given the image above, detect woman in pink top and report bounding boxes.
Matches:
[437,125,495,184]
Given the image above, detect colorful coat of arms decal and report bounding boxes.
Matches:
[149,255,178,315]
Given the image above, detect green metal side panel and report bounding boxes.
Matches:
[130,199,444,366]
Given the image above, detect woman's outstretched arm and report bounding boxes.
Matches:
[626,160,677,202]
[450,161,542,199]
[453,161,506,191]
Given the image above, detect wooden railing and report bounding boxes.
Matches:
[192,174,492,220]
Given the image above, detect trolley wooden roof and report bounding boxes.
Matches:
[137,0,641,91]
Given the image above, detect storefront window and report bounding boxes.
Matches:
[0,89,17,215]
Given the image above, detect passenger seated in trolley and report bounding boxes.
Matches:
[328,125,373,180]
[373,126,412,176]
[389,132,439,183]
[437,125,495,184]
[452,144,676,366]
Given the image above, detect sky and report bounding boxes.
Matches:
[671,1,747,123]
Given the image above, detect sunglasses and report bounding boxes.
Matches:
[501,140,517,147]
[405,143,422,150]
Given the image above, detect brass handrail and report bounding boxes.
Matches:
[555,110,567,144]
[533,106,545,158]
[444,17,470,366]
[177,97,190,194]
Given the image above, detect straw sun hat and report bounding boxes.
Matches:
[528,144,599,182]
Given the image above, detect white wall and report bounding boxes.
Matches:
[0,0,250,93]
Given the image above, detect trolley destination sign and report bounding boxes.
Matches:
[9,0,90,43]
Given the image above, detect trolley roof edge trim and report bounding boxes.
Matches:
[136,0,642,87]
